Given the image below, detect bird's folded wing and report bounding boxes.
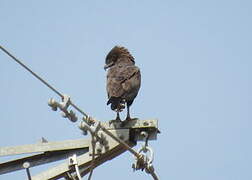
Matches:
[107,66,140,98]
[121,66,141,93]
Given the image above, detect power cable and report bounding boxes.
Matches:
[0,45,88,118]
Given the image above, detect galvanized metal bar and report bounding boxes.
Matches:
[0,148,88,175]
[0,139,89,157]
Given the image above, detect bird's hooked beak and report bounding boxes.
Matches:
[104,62,114,70]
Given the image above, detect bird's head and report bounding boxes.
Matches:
[104,46,135,70]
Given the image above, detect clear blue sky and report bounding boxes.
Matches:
[0,0,251,179]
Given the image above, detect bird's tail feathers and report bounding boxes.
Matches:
[107,97,125,111]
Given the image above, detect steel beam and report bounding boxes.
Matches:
[0,139,89,157]
[0,148,88,175]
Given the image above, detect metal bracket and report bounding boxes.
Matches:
[101,119,160,141]
[68,154,81,180]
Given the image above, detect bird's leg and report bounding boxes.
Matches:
[126,105,131,121]
[109,109,122,125]
[116,111,121,121]
[121,105,131,127]
[121,104,138,127]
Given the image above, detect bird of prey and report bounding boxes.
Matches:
[104,46,141,125]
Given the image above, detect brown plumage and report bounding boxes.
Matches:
[104,46,141,123]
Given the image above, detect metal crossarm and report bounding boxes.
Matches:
[0,139,89,175]
[0,119,159,179]
[0,139,89,157]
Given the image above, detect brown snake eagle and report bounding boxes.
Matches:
[104,46,141,125]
